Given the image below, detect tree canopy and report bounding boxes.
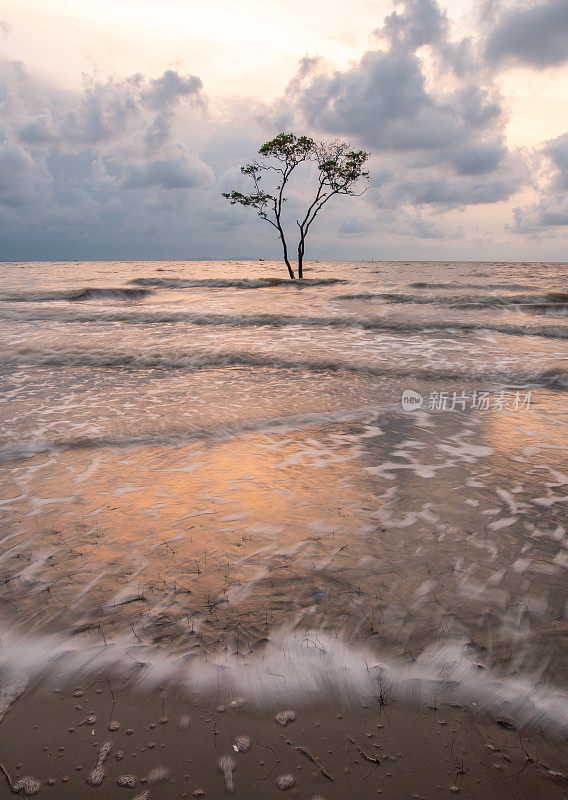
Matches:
[223,133,370,279]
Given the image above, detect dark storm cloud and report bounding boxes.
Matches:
[264,0,526,211]
[0,144,50,206]
[484,0,568,69]
[0,58,220,258]
[453,140,507,176]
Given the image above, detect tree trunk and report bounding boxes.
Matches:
[297,234,305,279]
[278,225,295,279]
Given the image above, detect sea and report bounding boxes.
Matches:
[0,259,567,731]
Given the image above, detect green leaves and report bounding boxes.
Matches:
[317,144,370,194]
[258,133,315,162]
[222,190,273,207]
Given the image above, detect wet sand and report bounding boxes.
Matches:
[1,678,568,799]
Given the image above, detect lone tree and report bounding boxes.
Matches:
[223,133,370,279]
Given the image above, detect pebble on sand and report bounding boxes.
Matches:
[108,721,120,731]
[233,735,251,752]
[12,777,41,796]
[276,774,295,790]
[117,775,137,788]
[275,710,296,726]
[179,715,191,730]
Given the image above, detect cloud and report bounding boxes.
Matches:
[0,58,219,258]
[142,70,203,109]
[0,144,51,206]
[263,0,526,212]
[10,67,205,153]
[512,132,568,232]
[453,140,507,176]
[512,197,568,233]
[379,0,448,50]
[544,132,568,191]
[484,0,568,70]
[122,152,213,190]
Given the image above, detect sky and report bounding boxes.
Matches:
[0,0,567,262]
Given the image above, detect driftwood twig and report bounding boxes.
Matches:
[295,745,335,781]
[348,735,381,763]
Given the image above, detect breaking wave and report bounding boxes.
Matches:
[2,348,566,388]
[408,282,540,290]
[1,308,566,339]
[128,277,346,288]
[0,406,386,462]
[1,628,568,735]
[0,287,153,302]
[338,291,568,309]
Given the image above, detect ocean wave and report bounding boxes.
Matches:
[408,282,540,290]
[0,287,153,302]
[1,308,566,339]
[1,348,566,388]
[128,277,346,288]
[338,291,568,308]
[0,406,386,462]
[1,628,568,734]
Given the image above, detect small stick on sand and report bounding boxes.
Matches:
[259,744,280,781]
[295,746,334,781]
[0,762,13,791]
[348,736,381,763]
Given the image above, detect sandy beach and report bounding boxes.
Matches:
[1,676,568,799]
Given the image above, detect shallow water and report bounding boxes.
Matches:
[0,259,567,729]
